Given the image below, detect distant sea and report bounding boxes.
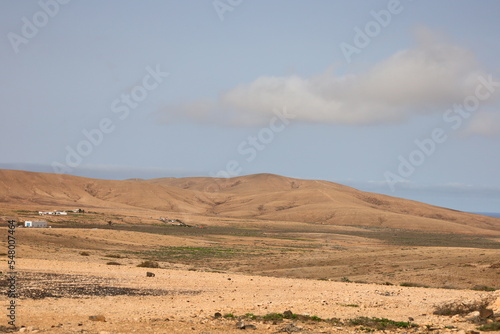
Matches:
[471,212,500,218]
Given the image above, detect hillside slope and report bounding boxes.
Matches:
[1,170,499,234]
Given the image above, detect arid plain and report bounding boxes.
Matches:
[1,169,499,333]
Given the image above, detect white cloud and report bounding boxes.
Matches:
[159,29,498,127]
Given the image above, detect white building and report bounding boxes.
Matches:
[25,221,48,228]
[39,210,67,216]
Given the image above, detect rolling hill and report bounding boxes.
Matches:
[0,169,499,234]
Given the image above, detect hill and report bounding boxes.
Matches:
[0,169,499,234]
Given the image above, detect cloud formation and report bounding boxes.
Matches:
[159,29,499,129]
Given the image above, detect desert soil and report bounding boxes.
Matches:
[0,171,499,333]
[1,226,499,334]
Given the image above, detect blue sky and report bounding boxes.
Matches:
[1,0,499,213]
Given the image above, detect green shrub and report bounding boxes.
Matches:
[347,317,417,330]
[477,322,500,331]
[244,313,257,320]
[262,313,284,321]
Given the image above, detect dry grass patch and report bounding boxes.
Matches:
[478,322,500,331]
[137,260,160,268]
[433,296,494,316]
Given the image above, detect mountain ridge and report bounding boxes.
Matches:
[0,169,499,235]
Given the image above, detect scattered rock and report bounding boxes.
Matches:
[464,311,479,322]
[242,324,256,330]
[236,321,257,330]
[89,315,106,322]
[146,272,155,277]
[283,310,293,318]
[236,321,245,329]
[465,331,480,334]
[491,295,500,313]
[214,312,222,319]
[479,308,494,319]
[278,323,302,333]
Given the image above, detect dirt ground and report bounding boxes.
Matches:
[1,222,500,334]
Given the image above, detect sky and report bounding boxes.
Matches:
[1,0,499,213]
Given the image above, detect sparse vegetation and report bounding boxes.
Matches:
[244,313,257,320]
[478,322,500,331]
[400,282,429,288]
[105,254,123,259]
[262,312,285,321]
[226,312,414,329]
[433,297,494,316]
[245,312,324,322]
[136,246,240,260]
[471,285,496,291]
[106,261,121,266]
[137,260,160,268]
[347,317,417,330]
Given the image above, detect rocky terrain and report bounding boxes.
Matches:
[1,258,499,334]
[0,170,499,333]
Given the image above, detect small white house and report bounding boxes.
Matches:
[39,210,67,216]
[24,221,48,228]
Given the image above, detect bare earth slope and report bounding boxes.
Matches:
[0,169,498,234]
[1,170,499,333]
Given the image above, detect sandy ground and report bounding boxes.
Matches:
[1,257,499,334]
[0,201,499,334]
